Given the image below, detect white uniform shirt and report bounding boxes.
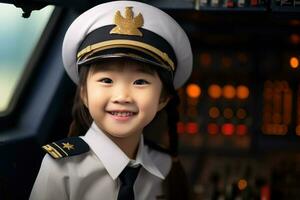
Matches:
[30,122,172,200]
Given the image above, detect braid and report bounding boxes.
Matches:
[166,92,180,157]
[68,66,93,137]
[68,88,92,136]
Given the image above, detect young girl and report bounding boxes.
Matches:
[30,1,193,200]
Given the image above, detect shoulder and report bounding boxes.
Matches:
[144,139,172,177]
[42,137,90,159]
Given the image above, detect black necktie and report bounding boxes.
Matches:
[117,166,141,200]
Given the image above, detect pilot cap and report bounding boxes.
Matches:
[62,1,193,89]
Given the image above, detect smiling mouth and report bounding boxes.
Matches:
[108,111,137,117]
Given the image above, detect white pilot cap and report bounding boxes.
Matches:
[62,0,193,89]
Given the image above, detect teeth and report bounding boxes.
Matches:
[110,112,134,117]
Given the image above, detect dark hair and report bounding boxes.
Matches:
[68,58,180,156]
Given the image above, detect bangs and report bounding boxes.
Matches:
[89,58,157,76]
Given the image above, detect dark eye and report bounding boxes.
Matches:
[134,79,150,85]
[99,78,113,84]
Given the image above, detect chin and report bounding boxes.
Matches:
[106,130,133,137]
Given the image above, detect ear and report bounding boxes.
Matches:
[157,97,170,112]
[80,86,88,108]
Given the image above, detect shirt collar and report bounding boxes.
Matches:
[82,122,165,180]
[82,122,129,180]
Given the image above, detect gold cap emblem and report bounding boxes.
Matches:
[110,7,144,36]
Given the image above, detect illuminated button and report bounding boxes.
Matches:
[221,123,234,136]
[236,85,249,99]
[236,124,247,136]
[209,107,220,119]
[207,123,219,135]
[199,53,212,67]
[223,85,236,99]
[236,108,247,119]
[187,122,198,135]
[238,179,247,190]
[186,84,201,98]
[221,56,232,67]
[290,57,299,69]
[177,122,185,134]
[250,0,258,6]
[223,108,234,119]
[208,84,222,99]
[289,34,300,45]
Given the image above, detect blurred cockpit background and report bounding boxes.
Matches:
[0,0,300,199]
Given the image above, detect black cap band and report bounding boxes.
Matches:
[77,25,177,71]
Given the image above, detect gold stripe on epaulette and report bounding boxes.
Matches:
[52,142,69,156]
[42,145,63,159]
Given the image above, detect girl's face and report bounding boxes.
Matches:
[81,61,169,139]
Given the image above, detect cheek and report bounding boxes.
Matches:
[85,85,106,111]
[138,89,162,113]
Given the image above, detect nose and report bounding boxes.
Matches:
[111,85,132,104]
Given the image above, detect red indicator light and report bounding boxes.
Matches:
[177,122,185,134]
[187,122,198,135]
[236,124,247,136]
[221,123,235,136]
[260,185,271,200]
[250,0,258,6]
[208,123,219,135]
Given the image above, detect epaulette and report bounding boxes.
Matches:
[144,138,171,155]
[42,137,90,159]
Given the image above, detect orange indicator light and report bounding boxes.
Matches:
[290,57,299,69]
[237,85,249,99]
[208,84,222,99]
[236,108,247,119]
[186,84,201,98]
[238,179,247,190]
[209,107,220,119]
[223,85,236,99]
[223,108,234,119]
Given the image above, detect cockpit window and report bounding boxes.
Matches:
[0,3,54,116]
